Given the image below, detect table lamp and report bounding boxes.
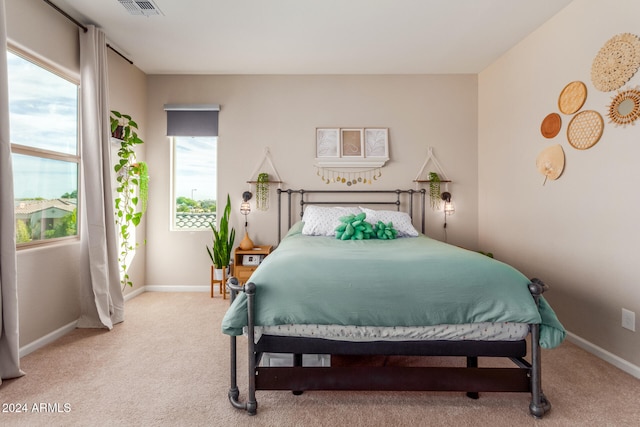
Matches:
[239,191,254,250]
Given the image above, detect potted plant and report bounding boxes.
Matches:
[110,110,149,290]
[207,194,236,279]
[428,171,441,210]
[256,172,269,211]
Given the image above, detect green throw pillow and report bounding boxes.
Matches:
[374,221,398,240]
[335,213,375,240]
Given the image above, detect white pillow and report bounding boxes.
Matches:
[359,207,419,237]
[301,205,362,236]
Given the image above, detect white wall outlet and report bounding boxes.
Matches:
[622,308,636,332]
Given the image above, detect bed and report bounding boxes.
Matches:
[222,189,565,418]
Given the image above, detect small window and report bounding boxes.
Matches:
[7,50,79,246]
[171,136,217,230]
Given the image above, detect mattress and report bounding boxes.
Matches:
[253,322,529,343]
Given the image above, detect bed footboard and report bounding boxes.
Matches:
[528,278,552,418]
[226,276,552,419]
[227,278,258,415]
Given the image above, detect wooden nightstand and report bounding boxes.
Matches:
[233,245,273,285]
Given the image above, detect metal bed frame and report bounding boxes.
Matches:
[226,189,551,418]
[276,188,427,243]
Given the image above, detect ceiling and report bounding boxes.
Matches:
[52,0,573,75]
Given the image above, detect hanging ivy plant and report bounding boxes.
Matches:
[256,172,269,211]
[428,172,441,210]
[138,161,149,215]
[110,110,148,290]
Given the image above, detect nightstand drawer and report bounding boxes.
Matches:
[236,266,258,283]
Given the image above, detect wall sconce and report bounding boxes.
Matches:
[441,192,455,216]
[239,191,254,250]
[441,192,454,236]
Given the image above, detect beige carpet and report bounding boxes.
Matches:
[1,292,638,426]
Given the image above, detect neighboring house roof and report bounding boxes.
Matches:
[15,199,77,219]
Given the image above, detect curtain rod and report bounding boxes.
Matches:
[43,0,134,65]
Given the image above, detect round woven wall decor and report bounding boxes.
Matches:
[558,81,587,114]
[540,113,561,138]
[591,33,640,92]
[567,110,604,150]
[606,86,640,127]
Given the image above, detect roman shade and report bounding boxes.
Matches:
[164,104,219,137]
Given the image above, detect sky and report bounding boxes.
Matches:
[174,136,217,201]
[8,51,78,199]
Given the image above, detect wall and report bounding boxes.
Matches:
[145,74,478,286]
[6,0,147,348]
[5,0,78,80]
[479,0,640,368]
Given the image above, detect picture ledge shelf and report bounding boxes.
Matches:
[314,158,389,168]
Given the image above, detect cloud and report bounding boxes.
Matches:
[8,52,78,199]
[174,137,218,200]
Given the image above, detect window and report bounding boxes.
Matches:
[171,136,217,230]
[165,104,219,231]
[7,50,79,246]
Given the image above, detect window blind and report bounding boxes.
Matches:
[164,104,220,136]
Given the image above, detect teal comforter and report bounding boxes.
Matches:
[222,224,565,349]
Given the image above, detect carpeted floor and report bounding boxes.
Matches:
[1,292,638,426]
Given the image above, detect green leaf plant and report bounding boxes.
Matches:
[206,194,236,270]
[111,110,148,290]
[428,171,441,210]
[256,172,269,211]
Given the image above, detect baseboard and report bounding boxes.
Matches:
[143,285,209,293]
[19,320,78,358]
[124,286,146,301]
[566,331,640,379]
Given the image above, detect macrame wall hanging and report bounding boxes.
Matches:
[246,147,283,211]
[413,147,452,210]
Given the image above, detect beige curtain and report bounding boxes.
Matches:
[77,25,124,329]
[0,0,24,383]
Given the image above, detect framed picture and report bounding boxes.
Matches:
[364,128,389,158]
[340,128,364,157]
[316,128,340,158]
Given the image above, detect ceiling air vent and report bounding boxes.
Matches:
[118,0,163,17]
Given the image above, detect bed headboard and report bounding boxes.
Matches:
[276,189,427,243]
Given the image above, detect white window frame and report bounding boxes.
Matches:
[8,47,81,248]
[170,136,218,231]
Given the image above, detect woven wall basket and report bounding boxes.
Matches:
[558,81,587,115]
[591,33,640,92]
[567,110,604,150]
[540,113,561,138]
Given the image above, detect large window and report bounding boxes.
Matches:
[7,50,79,245]
[172,136,217,230]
